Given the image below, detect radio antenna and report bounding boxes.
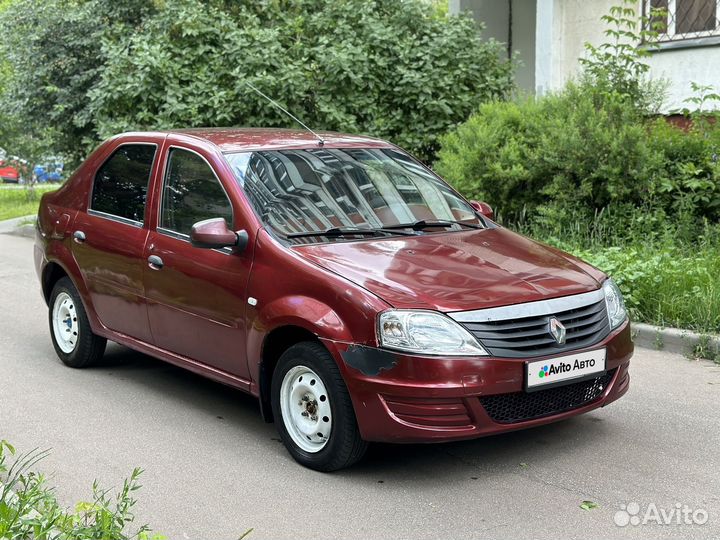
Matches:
[245,81,325,147]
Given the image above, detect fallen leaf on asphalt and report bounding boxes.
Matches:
[580,500,599,511]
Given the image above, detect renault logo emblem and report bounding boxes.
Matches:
[548,317,567,344]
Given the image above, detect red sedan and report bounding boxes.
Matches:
[35,129,632,471]
[0,164,19,183]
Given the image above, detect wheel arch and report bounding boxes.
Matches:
[248,293,378,422]
[40,256,103,335]
[257,324,322,423]
[41,261,69,304]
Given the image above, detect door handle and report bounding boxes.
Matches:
[73,230,86,243]
[147,255,164,270]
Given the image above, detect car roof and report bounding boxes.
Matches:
[123,128,393,153]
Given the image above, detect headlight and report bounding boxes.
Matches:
[378,310,488,356]
[603,278,627,329]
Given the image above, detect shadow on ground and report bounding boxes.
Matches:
[85,342,616,484]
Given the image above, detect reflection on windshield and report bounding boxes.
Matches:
[225,147,480,242]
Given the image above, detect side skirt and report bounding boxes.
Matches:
[96,327,256,395]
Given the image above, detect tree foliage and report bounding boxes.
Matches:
[0,0,158,163]
[0,0,513,165]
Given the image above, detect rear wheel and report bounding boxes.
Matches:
[271,341,367,471]
[49,277,106,368]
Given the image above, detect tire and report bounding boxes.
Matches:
[48,277,106,368]
[271,341,368,471]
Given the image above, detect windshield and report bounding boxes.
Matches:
[225,147,482,242]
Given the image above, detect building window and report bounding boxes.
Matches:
[645,0,720,43]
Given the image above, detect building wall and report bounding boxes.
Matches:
[450,0,510,46]
[513,0,537,93]
[550,0,612,89]
[541,0,720,112]
[452,0,720,111]
[449,0,536,94]
[643,46,720,112]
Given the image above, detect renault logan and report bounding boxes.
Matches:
[35,129,632,471]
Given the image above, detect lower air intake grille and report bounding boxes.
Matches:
[479,370,615,424]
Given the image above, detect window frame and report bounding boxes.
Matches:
[88,142,158,227]
[157,145,235,245]
[644,0,720,50]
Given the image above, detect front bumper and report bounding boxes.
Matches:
[323,320,632,443]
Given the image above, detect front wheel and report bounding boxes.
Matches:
[271,342,367,471]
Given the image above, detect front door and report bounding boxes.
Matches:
[143,147,252,380]
[72,143,157,342]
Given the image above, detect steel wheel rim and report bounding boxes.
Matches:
[280,365,332,453]
[52,292,78,354]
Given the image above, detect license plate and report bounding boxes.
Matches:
[526,349,606,391]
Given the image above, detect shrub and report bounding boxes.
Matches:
[579,0,667,113]
[435,0,720,241]
[646,117,720,226]
[0,440,161,540]
[435,83,720,239]
[436,84,651,225]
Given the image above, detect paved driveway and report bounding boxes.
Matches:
[1,233,718,540]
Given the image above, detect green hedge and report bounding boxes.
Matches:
[435,83,720,239]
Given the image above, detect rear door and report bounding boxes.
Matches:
[71,142,158,342]
[143,145,253,380]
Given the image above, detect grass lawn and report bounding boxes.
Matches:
[530,226,720,336]
[0,185,58,221]
[570,243,720,335]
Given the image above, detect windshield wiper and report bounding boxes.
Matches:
[286,227,415,239]
[381,219,484,231]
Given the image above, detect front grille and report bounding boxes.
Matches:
[479,369,616,424]
[461,298,611,358]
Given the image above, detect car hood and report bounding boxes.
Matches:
[293,228,605,313]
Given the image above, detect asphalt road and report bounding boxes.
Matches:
[1,232,719,540]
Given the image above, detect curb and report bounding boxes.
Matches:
[11,223,36,238]
[0,214,36,238]
[632,322,720,360]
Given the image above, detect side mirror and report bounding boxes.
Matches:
[469,200,494,221]
[190,217,249,252]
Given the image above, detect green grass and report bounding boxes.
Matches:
[571,243,720,334]
[0,185,57,221]
[531,224,720,335]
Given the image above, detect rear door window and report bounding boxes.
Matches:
[159,148,233,237]
[91,144,157,224]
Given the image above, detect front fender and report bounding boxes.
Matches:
[262,296,352,339]
[246,295,354,374]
